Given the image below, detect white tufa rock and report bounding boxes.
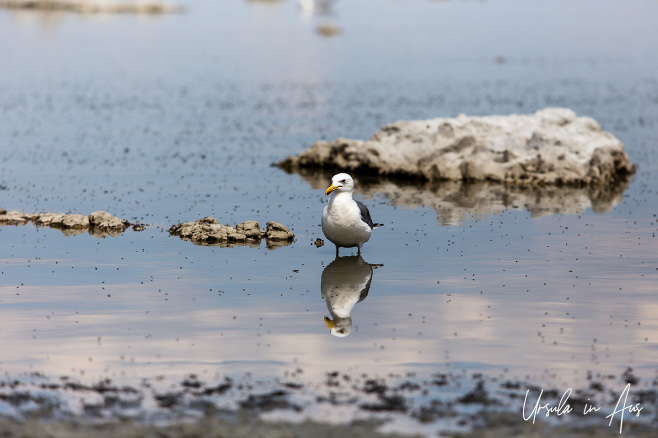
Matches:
[279,108,635,186]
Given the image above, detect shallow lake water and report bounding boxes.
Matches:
[1,0,657,435]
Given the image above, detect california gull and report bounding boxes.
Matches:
[321,173,376,256]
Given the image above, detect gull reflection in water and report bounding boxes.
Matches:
[321,255,381,337]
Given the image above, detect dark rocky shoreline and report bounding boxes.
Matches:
[0,368,655,437]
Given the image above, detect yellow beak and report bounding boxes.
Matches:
[325,185,338,196]
[324,316,337,329]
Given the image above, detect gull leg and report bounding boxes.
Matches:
[335,244,340,258]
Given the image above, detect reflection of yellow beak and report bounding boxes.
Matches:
[324,316,337,329]
[325,185,339,196]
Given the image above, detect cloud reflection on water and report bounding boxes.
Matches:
[0,266,656,391]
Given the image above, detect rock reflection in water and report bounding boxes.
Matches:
[321,255,381,337]
[56,226,128,238]
[289,169,630,225]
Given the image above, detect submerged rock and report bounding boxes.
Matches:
[278,108,635,186]
[169,217,294,248]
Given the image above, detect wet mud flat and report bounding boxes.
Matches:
[0,368,656,437]
[1,418,655,438]
[0,417,413,438]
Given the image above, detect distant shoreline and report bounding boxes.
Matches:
[0,0,183,14]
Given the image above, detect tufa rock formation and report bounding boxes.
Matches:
[0,209,131,237]
[278,108,635,186]
[168,217,294,248]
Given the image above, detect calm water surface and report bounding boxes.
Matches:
[1,0,657,431]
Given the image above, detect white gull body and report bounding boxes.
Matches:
[321,173,375,255]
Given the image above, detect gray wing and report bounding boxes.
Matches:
[356,200,374,229]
